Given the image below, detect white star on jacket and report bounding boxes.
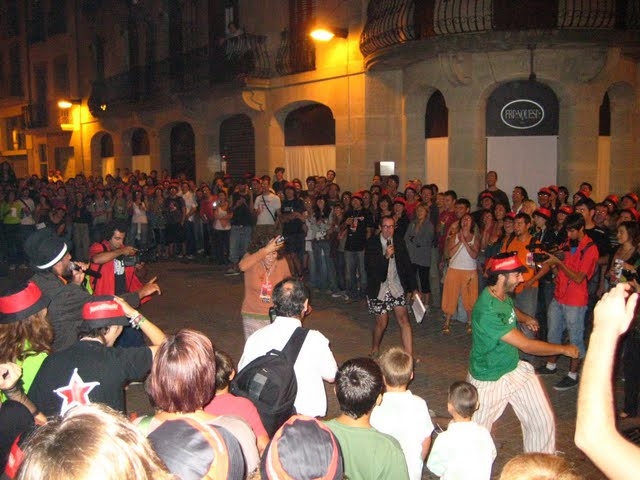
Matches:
[54,368,101,415]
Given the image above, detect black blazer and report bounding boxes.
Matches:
[364,233,415,299]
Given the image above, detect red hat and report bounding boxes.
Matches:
[0,282,49,324]
[351,192,363,201]
[623,192,639,205]
[404,182,417,192]
[393,197,406,206]
[537,187,551,196]
[548,185,559,194]
[504,212,516,221]
[252,176,261,183]
[621,208,640,222]
[480,192,494,201]
[81,296,129,328]
[604,194,619,207]
[558,205,574,215]
[533,208,552,220]
[486,252,527,275]
[284,182,296,190]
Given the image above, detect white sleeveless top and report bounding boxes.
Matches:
[450,236,477,270]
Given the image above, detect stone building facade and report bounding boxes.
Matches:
[0,0,638,198]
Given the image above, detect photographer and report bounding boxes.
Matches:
[89,221,161,347]
[532,213,598,391]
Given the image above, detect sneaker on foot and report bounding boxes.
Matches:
[553,375,579,391]
[535,365,558,376]
[331,291,346,298]
[224,267,239,276]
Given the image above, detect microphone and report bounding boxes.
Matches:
[387,239,394,258]
[71,262,102,279]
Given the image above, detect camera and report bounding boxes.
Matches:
[275,235,285,246]
[120,248,152,267]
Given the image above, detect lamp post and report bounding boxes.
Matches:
[310,26,351,188]
[58,98,84,174]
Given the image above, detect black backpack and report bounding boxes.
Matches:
[230,327,309,437]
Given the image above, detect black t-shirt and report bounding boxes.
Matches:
[164,196,185,225]
[585,227,612,256]
[0,400,33,472]
[114,257,127,295]
[281,198,305,235]
[231,192,254,226]
[344,208,372,251]
[28,341,152,416]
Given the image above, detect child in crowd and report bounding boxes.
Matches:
[370,347,434,480]
[324,357,409,480]
[427,381,496,479]
[204,350,269,453]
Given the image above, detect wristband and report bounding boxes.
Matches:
[130,313,146,329]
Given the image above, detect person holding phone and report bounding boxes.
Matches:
[238,233,291,339]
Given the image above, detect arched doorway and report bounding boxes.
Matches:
[131,128,151,174]
[486,80,559,201]
[219,114,254,178]
[100,133,114,178]
[425,90,449,189]
[283,103,335,182]
[170,122,196,179]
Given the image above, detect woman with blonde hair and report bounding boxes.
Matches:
[16,404,175,480]
[499,453,581,480]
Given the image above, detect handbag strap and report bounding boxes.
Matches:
[261,195,276,221]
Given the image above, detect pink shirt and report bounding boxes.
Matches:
[204,392,268,439]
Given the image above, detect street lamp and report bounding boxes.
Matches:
[310,26,348,42]
[58,98,82,109]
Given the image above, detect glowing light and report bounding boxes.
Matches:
[310,28,335,41]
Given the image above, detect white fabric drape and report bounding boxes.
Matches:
[284,145,336,181]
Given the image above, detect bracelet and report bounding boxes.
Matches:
[130,314,146,329]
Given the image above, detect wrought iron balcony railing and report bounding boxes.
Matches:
[22,103,48,129]
[88,33,272,113]
[360,0,640,57]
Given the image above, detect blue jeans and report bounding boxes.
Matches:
[312,240,337,291]
[344,250,366,298]
[547,299,587,358]
[229,225,252,264]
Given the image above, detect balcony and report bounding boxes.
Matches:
[88,33,271,115]
[360,0,640,68]
[22,103,48,130]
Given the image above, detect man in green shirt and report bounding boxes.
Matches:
[325,358,409,480]
[468,252,579,454]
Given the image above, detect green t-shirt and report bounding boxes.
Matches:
[469,288,519,381]
[325,418,409,480]
[0,343,48,402]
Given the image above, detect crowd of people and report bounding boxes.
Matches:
[1,159,640,479]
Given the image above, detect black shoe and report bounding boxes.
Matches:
[535,365,557,376]
[553,375,579,391]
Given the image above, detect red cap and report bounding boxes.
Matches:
[604,195,619,206]
[533,208,552,220]
[537,187,551,196]
[623,192,639,205]
[486,252,527,274]
[548,185,559,194]
[284,182,296,190]
[480,192,494,201]
[621,208,640,222]
[351,193,363,201]
[393,197,406,206]
[558,205,574,215]
[81,296,129,328]
[505,212,516,221]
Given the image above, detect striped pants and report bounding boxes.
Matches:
[467,361,555,453]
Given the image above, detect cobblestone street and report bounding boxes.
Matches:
[4,260,621,478]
